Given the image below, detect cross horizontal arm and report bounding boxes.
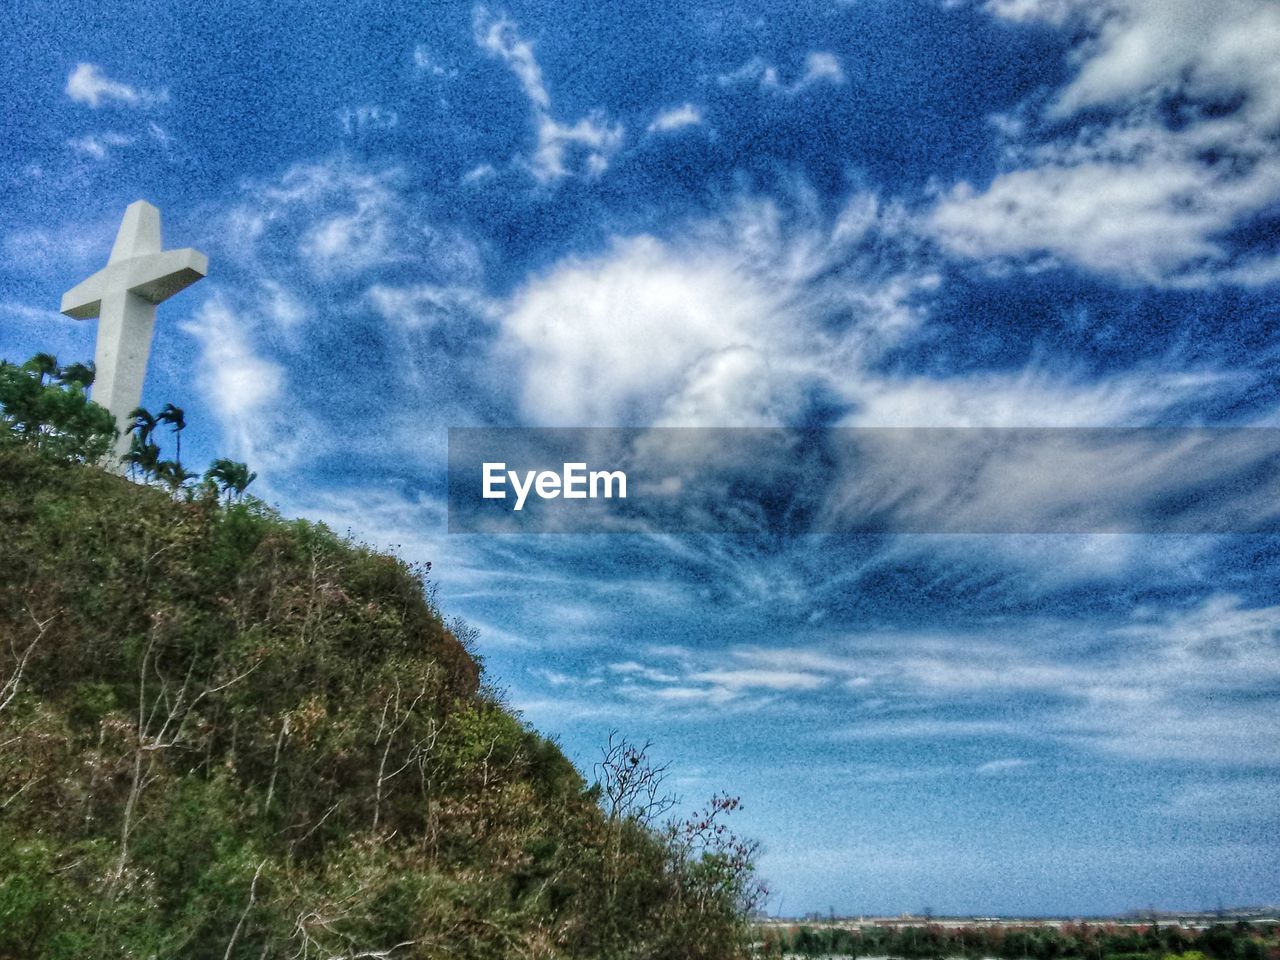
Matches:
[61,247,208,320]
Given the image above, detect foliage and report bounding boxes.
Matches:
[0,379,761,959]
[0,355,116,462]
[762,922,1280,960]
[1,354,254,502]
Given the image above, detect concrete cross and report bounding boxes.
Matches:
[61,200,207,464]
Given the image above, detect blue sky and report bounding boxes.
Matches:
[3,0,1280,917]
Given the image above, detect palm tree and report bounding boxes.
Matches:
[126,407,157,448]
[56,361,95,389]
[156,404,186,464]
[23,353,59,385]
[156,459,196,494]
[123,436,161,482]
[203,458,257,503]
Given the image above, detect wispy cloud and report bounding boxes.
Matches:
[473,7,623,181]
[66,131,132,160]
[413,46,457,78]
[718,51,847,94]
[179,297,290,467]
[976,758,1035,775]
[337,105,399,136]
[65,63,167,108]
[574,595,1280,765]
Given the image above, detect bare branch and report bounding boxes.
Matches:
[224,859,267,960]
[1,608,54,714]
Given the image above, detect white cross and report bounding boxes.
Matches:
[61,200,207,465]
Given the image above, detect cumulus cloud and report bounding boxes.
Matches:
[932,0,1280,285]
[473,8,623,181]
[494,191,937,427]
[495,234,785,425]
[65,63,166,108]
[492,184,1224,435]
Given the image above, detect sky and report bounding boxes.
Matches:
[3,0,1280,918]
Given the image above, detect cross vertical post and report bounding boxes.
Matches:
[60,200,208,467]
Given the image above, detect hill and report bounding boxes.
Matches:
[0,361,760,959]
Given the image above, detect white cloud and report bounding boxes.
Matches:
[1156,780,1280,821]
[981,0,1088,26]
[473,8,623,181]
[0,302,62,324]
[594,595,1280,765]
[934,0,1280,285]
[3,221,111,275]
[531,113,623,181]
[845,366,1234,427]
[718,51,847,94]
[259,280,306,329]
[690,668,829,691]
[230,162,409,275]
[65,63,166,108]
[180,300,283,418]
[1019,0,1280,125]
[147,122,174,147]
[494,231,814,427]
[66,131,133,160]
[494,184,1229,437]
[474,9,549,109]
[975,758,1035,775]
[610,661,680,683]
[366,283,495,331]
[799,52,846,87]
[413,46,456,78]
[180,298,289,464]
[495,234,789,425]
[494,191,935,427]
[530,667,577,687]
[648,103,703,133]
[337,105,399,136]
[462,163,496,184]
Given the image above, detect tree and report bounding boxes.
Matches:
[595,731,676,826]
[157,403,185,463]
[24,352,58,385]
[56,361,94,389]
[123,434,161,482]
[126,406,158,448]
[203,458,257,503]
[0,356,116,461]
[155,458,196,493]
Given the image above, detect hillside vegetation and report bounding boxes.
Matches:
[763,921,1279,960]
[0,357,761,959]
